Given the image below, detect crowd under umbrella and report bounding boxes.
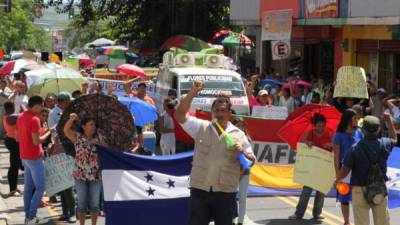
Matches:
[160,35,211,52]
[26,68,88,97]
[57,94,136,152]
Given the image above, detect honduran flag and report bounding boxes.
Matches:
[97,145,193,225]
[387,147,400,209]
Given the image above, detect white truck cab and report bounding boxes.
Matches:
[155,52,250,115]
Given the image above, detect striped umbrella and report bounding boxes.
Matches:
[160,35,210,52]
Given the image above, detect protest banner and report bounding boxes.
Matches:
[333,66,368,99]
[293,143,335,194]
[251,106,288,120]
[44,153,75,197]
[261,9,293,41]
[87,77,156,98]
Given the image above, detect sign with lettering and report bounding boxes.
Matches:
[252,141,295,165]
[261,10,293,41]
[333,66,368,99]
[271,40,291,60]
[179,75,233,82]
[252,106,288,120]
[44,153,75,197]
[293,143,335,194]
[87,78,156,98]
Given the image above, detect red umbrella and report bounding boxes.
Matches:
[283,80,312,89]
[278,106,341,150]
[286,104,331,121]
[116,64,146,77]
[0,59,36,76]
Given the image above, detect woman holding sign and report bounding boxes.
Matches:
[333,109,363,225]
[288,114,333,221]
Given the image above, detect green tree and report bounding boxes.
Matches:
[64,16,115,49]
[41,0,232,47]
[0,0,49,51]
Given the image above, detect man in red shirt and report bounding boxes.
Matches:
[17,95,51,224]
[289,113,333,221]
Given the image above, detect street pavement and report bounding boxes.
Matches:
[0,143,399,225]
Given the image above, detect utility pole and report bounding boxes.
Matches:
[1,0,11,13]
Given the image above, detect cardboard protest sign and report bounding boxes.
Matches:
[293,143,335,194]
[252,106,288,120]
[333,66,368,99]
[45,153,75,196]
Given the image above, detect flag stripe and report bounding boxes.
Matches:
[97,145,193,176]
[104,198,190,225]
[102,169,190,201]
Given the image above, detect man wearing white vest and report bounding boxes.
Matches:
[175,80,255,225]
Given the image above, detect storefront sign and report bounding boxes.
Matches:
[44,153,75,197]
[333,66,368,99]
[261,10,293,41]
[305,0,338,18]
[271,40,291,60]
[293,143,335,194]
[252,106,288,120]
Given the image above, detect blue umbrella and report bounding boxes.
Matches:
[118,96,158,127]
[259,79,283,89]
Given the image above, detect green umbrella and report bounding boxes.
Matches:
[26,68,87,97]
[221,33,255,47]
[161,35,210,52]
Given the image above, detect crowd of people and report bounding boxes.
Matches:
[1,64,399,225]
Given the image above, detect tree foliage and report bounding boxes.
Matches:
[39,0,232,47]
[64,17,115,49]
[0,0,49,51]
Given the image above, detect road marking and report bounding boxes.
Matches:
[275,196,340,225]
[287,196,348,223]
[43,197,63,225]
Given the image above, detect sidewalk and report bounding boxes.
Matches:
[0,143,57,225]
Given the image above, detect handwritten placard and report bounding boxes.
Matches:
[44,153,75,196]
[252,106,288,120]
[333,66,368,99]
[293,143,335,194]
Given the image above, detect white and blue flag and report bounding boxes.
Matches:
[97,146,193,225]
[388,147,400,208]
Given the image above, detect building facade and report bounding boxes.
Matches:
[230,0,400,92]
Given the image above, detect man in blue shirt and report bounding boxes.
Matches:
[336,113,397,225]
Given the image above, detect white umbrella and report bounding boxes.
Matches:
[87,38,115,47]
[11,59,37,74]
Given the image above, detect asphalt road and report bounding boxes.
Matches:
[1,145,399,225]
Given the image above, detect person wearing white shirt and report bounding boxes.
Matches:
[9,81,28,113]
[174,80,255,225]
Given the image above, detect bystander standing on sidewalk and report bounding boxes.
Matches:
[17,96,52,224]
[3,101,21,197]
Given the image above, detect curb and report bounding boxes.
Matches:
[0,199,9,225]
[0,142,9,225]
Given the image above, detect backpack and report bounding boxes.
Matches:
[360,140,388,205]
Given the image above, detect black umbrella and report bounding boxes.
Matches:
[57,94,135,152]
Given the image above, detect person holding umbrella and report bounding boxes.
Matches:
[288,113,334,221]
[63,113,106,225]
